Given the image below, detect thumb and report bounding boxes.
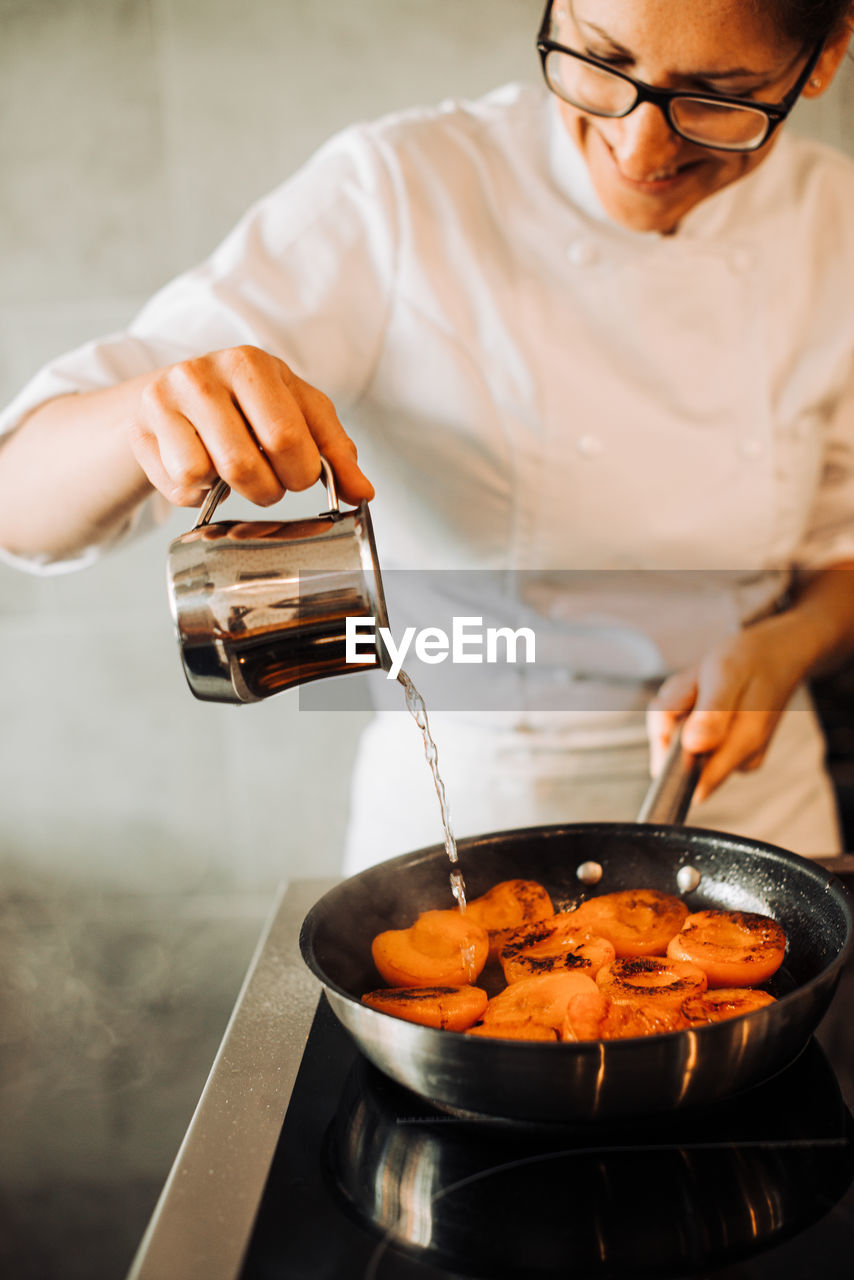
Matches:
[322,438,375,505]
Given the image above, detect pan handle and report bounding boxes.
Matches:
[636,723,705,825]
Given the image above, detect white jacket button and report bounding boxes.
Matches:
[576,434,604,457]
[567,241,599,267]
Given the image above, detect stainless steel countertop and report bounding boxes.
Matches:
[126,879,334,1280]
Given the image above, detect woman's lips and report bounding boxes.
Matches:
[615,162,700,192]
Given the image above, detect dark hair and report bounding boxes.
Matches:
[761,0,853,44]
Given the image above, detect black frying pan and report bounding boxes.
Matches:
[301,742,852,1123]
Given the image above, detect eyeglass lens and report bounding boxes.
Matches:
[543,49,771,149]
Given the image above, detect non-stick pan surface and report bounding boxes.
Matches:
[300,822,852,1122]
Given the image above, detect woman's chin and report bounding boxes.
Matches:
[588,144,709,233]
[594,186,694,234]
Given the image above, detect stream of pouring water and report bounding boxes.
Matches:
[397,670,468,913]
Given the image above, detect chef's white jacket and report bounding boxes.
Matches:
[2,83,853,860]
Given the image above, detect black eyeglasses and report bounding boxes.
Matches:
[537,0,823,152]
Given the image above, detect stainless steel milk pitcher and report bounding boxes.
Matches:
[167,459,389,704]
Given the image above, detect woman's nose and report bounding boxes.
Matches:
[608,102,684,180]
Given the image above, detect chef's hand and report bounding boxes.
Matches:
[646,620,806,802]
[127,345,374,507]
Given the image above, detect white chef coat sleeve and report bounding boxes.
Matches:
[792,358,854,571]
[0,123,399,573]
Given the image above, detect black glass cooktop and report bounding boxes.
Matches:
[240,933,854,1280]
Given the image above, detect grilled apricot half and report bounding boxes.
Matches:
[498,914,615,983]
[464,879,554,959]
[361,985,489,1031]
[596,956,708,1008]
[681,987,777,1025]
[470,971,599,1041]
[567,889,688,958]
[562,989,689,1040]
[667,910,786,988]
[371,909,489,987]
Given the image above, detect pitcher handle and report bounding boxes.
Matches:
[192,456,340,530]
[636,722,706,826]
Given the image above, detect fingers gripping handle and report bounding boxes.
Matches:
[192,457,340,530]
[636,724,705,825]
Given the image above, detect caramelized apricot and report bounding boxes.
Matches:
[667,910,786,988]
[465,879,554,958]
[682,987,777,1025]
[361,985,488,1031]
[372,909,489,987]
[498,914,615,983]
[567,889,688,957]
[596,956,707,1008]
[467,1021,558,1041]
[473,970,598,1040]
[562,990,688,1041]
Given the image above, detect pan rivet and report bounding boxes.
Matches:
[577,861,603,885]
[677,865,702,893]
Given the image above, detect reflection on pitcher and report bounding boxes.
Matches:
[166,458,390,703]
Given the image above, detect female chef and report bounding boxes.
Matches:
[1,0,853,867]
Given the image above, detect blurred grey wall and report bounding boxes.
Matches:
[0,0,851,895]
